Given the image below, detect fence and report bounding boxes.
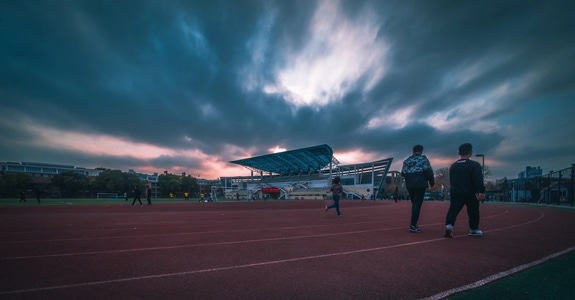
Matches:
[487,164,575,206]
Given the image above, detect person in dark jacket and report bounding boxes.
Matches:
[401,145,434,233]
[34,187,42,203]
[444,143,485,238]
[132,185,142,205]
[19,190,27,202]
[146,186,152,205]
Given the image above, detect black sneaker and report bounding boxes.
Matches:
[409,225,421,233]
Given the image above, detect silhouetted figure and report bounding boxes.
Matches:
[132,185,142,205]
[444,143,485,238]
[34,188,41,203]
[146,186,152,205]
[402,144,434,233]
[325,176,343,216]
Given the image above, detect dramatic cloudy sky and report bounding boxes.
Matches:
[1,0,574,180]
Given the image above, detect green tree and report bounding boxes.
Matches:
[125,173,145,198]
[158,173,198,198]
[93,170,126,193]
[93,170,143,195]
[52,171,90,198]
[0,173,33,197]
[181,175,199,196]
[159,173,181,197]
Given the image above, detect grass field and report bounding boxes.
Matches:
[2,198,574,299]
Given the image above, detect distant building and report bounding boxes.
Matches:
[518,166,543,179]
[0,161,159,197]
[0,161,103,181]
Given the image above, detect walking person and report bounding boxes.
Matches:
[131,185,142,205]
[401,145,434,233]
[19,190,26,202]
[325,176,343,216]
[444,143,485,238]
[146,186,152,205]
[34,187,42,203]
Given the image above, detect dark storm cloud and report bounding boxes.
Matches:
[1,0,574,179]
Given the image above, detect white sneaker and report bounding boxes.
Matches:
[444,224,453,238]
[468,229,483,237]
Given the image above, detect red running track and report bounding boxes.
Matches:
[1,200,574,300]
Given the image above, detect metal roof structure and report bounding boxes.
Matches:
[230,144,338,176]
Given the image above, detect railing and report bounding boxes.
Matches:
[487,164,574,206]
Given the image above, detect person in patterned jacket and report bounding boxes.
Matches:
[401,145,435,233]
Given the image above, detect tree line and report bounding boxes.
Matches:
[0,170,200,198]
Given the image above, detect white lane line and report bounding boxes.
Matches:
[0,208,510,244]
[0,226,411,260]
[0,210,548,295]
[1,209,515,260]
[421,246,575,300]
[0,219,394,244]
[0,237,448,295]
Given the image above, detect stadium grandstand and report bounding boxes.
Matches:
[224,144,393,201]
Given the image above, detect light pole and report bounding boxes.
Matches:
[475,154,486,202]
[475,154,485,178]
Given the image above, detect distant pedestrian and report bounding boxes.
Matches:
[19,190,26,202]
[444,143,485,238]
[184,191,189,200]
[34,188,41,203]
[236,192,240,201]
[124,192,128,201]
[401,145,434,233]
[325,176,343,216]
[132,185,142,205]
[146,186,152,205]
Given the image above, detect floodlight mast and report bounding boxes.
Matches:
[475,154,485,180]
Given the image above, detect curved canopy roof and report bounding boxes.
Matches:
[230,144,336,176]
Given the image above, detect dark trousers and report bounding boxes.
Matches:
[146,196,151,205]
[327,194,342,215]
[132,196,142,205]
[445,194,480,230]
[408,188,426,226]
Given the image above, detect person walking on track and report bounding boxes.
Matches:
[146,186,152,205]
[402,145,435,233]
[132,185,142,205]
[444,143,485,238]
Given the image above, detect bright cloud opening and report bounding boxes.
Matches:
[366,105,416,130]
[270,145,287,153]
[425,83,515,132]
[264,0,389,107]
[334,148,381,165]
